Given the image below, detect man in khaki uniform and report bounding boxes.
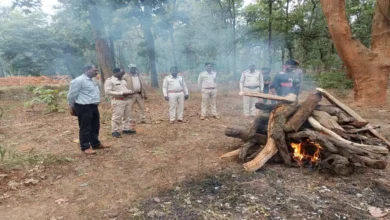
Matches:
[198,63,219,120]
[104,68,134,138]
[163,67,189,124]
[240,64,264,117]
[122,64,148,124]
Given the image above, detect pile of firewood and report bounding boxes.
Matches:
[221,88,389,175]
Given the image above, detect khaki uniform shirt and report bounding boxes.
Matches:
[239,70,264,91]
[123,73,147,98]
[104,76,132,97]
[198,71,217,89]
[163,75,189,97]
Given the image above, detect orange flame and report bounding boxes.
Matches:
[290,141,323,165]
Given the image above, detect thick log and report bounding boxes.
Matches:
[225,127,268,144]
[288,131,387,169]
[312,110,345,131]
[315,105,354,124]
[244,104,299,172]
[284,92,322,133]
[316,88,390,147]
[243,106,281,172]
[308,117,388,155]
[239,91,297,103]
[320,154,355,175]
[357,155,387,169]
[288,131,339,153]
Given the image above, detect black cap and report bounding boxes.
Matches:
[285,59,298,66]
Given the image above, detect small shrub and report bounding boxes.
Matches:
[306,71,354,90]
[25,86,68,113]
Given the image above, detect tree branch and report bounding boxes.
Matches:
[371,0,390,56]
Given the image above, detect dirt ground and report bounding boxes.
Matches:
[0,84,390,220]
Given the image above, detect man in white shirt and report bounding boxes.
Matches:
[198,63,219,120]
[239,64,264,117]
[163,67,189,124]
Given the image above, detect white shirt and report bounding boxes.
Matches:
[239,70,264,91]
[162,75,189,97]
[198,71,217,89]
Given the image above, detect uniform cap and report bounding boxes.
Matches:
[128,64,137,68]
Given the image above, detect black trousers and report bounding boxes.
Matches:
[74,103,101,151]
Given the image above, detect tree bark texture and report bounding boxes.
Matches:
[320,0,390,106]
[88,5,113,82]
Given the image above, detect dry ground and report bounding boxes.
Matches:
[0,84,389,220]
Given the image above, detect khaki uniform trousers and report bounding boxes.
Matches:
[168,92,184,122]
[201,88,217,117]
[243,87,260,116]
[128,93,146,123]
[111,99,131,132]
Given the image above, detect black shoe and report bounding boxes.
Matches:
[112,132,122,138]
[122,130,136,134]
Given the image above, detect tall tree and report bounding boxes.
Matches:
[320,0,390,105]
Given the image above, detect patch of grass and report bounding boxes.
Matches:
[0,145,73,170]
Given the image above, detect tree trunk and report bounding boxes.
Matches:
[137,0,159,88]
[88,5,113,82]
[268,0,273,68]
[320,0,390,106]
[232,0,237,79]
[169,0,178,67]
[109,38,116,68]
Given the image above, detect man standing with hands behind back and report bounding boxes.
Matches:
[239,64,264,118]
[68,65,109,154]
[198,63,219,120]
[123,64,148,124]
[163,67,189,124]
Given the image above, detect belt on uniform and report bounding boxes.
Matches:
[244,86,260,89]
[168,90,183,93]
[203,87,216,89]
[112,97,127,100]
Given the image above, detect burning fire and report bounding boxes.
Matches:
[290,140,323,165]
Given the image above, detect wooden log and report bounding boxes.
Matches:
[243,106,281,172]
[312,110,345,131]
[320,154,355,175]
[225,127,268,144]
[239,142,257,161]
[288,130,339,153]
[315,105,354,124]
[308,117,388,155]
[357,155,387,169]
[288,130,387,169]
[255,102,280,111]
[239,91,297,103]
[348,121,369,128]
[244,104,299,172]
[219,149,240,160]
[345,125,380,133]
[284,92,322,133]
[316,88,390,147]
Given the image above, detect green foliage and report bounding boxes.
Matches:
[25,86,68,112]
[308,71,354,90]
[0,144,73,170]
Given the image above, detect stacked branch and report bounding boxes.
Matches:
[222,89,389,175]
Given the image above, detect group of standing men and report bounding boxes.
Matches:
[67,59,302,154]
